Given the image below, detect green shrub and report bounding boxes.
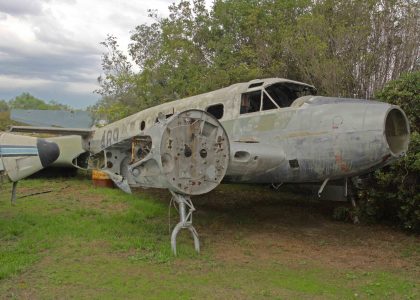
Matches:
[357,72,420,232]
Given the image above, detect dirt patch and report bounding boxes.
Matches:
[137,184,420,274]
[211,225,418,271]
[5,182,129,217]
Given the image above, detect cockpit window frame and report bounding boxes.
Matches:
[264,82,317,108]
[262,90,279,111]
[239,81,316,115]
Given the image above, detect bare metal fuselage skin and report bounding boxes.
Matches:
[85,78,409,186]
[224,97,406,183]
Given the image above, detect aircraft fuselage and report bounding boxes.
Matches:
[87,78,409,185]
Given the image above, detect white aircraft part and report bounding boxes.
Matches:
[0,133,60,182]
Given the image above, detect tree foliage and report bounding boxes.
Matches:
[8,93,70,110]
[0,100,9,112]
[358,72,420,232]
[94,0,419,120]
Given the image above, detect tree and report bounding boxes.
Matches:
[9,93,70,110]
[95,0,419,119]
[9,93,50,110]
[0,100,9,112]
[46,100,71,111]
[93,35,137,121]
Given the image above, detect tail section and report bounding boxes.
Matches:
[0,133,60,182]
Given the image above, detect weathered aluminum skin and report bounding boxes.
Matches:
[88,79,314,153]
[226,97,408,183]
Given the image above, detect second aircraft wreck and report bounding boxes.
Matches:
[9,78,410,254]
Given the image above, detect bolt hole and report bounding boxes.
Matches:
[184,145,192,157]
[200,149,207,158]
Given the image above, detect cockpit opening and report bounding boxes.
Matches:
[265,82,316,108]
[240,82,316,115]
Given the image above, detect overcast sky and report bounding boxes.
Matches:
[0,0,174,109]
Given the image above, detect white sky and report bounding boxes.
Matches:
[0,0,175,108]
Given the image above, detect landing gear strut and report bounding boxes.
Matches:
[345,178,360,224]
[11,181,18,205]
[170,191,200,255]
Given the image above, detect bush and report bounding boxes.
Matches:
[357,72,420,232]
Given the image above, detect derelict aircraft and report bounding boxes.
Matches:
[5,78,410,254]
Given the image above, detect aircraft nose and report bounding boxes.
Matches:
[383,107,410,157]
[36,138,60,167]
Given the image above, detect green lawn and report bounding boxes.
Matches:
[0,177,418,299]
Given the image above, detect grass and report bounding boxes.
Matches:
[0,177,419,299]
[0,178,173,278]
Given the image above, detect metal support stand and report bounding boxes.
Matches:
[11,181,18,205]
[170,191,200,255]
